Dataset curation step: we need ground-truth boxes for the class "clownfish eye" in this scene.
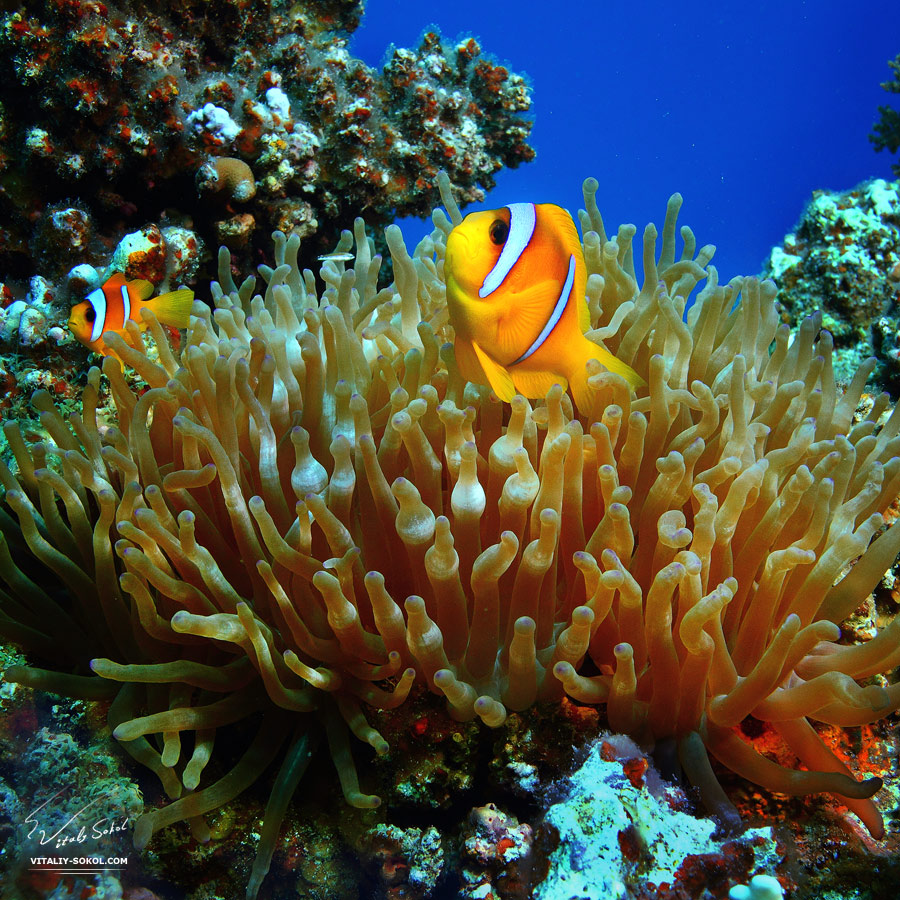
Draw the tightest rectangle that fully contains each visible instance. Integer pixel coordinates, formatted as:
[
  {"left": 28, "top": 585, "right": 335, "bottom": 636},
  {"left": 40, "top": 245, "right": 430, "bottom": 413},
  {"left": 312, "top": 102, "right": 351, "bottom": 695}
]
[
  {"left": 84, "top": 307, "right": 96, "bottom": 323},
  {"left": 489, "top": 218, "right": 509, "bottom": 246}
]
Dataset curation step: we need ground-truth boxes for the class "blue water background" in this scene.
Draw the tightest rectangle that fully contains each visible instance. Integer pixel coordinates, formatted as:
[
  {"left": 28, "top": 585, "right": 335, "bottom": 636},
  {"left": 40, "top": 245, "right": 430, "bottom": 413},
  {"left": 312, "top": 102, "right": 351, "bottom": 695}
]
[{"left": 353, "top": 0, "right": 900, "bottom": 284}]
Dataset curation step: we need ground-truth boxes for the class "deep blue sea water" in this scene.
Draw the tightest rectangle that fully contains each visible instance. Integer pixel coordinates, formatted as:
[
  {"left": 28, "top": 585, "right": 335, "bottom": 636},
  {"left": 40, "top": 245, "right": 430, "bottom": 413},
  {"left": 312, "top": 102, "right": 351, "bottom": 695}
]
[{"left": 353, "top": 0, "right": 900, "bottom": 283}]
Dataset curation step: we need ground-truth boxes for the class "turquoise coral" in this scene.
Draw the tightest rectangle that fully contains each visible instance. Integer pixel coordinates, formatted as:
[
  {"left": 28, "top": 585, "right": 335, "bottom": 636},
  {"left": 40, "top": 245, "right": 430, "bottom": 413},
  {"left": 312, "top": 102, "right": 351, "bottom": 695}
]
[{"left": 536, "top": 736, "right": 779, "bottom": 900}]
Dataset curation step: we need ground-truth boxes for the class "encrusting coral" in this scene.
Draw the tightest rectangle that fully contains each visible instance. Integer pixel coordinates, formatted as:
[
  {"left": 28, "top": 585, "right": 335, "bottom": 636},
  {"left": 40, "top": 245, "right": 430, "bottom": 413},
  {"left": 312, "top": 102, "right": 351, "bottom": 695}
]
[
  {"left": 0, "top": 0, "right": 533, "bottom": 280},
  {"left": 2, "top": 175, "right": 900, "bottom": 895},
  {"left": 763, "top": 179, "right": 900, "bottom": 393},
  {"left": 871, "top": 47, "right": 900, "bottom": 176}
]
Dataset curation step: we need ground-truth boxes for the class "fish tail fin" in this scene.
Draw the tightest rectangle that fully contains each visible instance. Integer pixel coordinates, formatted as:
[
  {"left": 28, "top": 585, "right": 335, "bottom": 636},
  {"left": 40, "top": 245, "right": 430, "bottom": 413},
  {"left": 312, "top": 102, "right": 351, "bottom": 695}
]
[
  {"left": 568, "top": 340, "right": 644, "bottom": 415},
  {"left": 592, "top": 344, "right": 645, "bottom": 389},
  {"left": 146, "top": 288, "right": 194, "bottom": 329}
]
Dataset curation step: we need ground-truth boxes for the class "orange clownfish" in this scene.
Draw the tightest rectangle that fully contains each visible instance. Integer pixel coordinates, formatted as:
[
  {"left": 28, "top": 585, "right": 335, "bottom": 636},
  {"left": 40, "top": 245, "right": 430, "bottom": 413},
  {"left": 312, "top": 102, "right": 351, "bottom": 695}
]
[
  {"left": 444, "top": 202, "right": 643, "bottom": 413},
  {"left": 67, "top": 273, "right": 194, "bottom": 356}
]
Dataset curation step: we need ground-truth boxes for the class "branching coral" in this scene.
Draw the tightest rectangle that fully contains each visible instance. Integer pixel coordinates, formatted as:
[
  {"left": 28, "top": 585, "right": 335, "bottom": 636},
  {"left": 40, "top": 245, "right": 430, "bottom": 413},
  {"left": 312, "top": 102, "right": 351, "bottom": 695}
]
[{"left": 2, "top": 177, "right": 900, "bottom": 895}]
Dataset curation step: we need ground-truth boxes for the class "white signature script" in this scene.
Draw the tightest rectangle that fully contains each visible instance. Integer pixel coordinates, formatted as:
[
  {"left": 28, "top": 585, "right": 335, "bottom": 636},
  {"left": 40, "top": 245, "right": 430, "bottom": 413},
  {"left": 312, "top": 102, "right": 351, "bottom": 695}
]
[{"left": 24, "top": 788, "right": 132, "bottom": 849}]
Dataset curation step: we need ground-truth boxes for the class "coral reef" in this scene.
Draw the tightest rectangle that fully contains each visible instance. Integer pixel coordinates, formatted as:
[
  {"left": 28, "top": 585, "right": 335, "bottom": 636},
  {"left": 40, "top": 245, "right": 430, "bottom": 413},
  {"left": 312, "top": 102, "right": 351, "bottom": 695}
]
[
  {"left": 459, "top": 803, "right": 534, "bottom": 900},
  {"left": 0, "top": 0, "right": 534, "bottom": 282},
  {"left": 534, "top": 736, "right": 780, "bottom": 900},
  {"left": 369, "top": 695, "right": 481, "bottom": 808},
  {"left": 0, "top": 223, "right": 203, "bottom": 471},
  {"left": 0, "top": 272, "right": 85, "bottom": 461},
  {"left": 0, "top": 675, "right": 163, "bottom": 899},
  {"left": 871, "top": 50, "right": 900, "bottom": 177},
  {"left": 361, "top": 823, "right": 443, "bottom": 899},
  {"left": 2, "top": 178, "right": 900, "bottom": 899},
  {"left": 762, "top": 179, "right": 900, "bottom": 393},
  {"left": 107, "top": 224, "right": 202, "bottom": 293}
]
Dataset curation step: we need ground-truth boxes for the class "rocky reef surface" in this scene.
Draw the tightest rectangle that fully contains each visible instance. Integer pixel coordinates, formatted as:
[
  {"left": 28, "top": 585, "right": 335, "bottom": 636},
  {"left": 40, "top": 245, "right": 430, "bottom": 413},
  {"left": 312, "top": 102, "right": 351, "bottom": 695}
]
[
  {"left": 762, "top": 179, "right": 900, "bottom": 395},
  {"left": 2, "top": 680, "right": 896, "bottom": 898}
]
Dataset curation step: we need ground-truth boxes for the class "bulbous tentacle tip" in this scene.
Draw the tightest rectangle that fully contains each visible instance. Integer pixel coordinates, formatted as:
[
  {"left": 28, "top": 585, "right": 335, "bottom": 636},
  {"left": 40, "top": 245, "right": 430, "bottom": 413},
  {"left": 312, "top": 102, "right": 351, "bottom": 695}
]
[
  {"left": 553, "top": 660, "right": 574, "bottom": 679},
  {"left": 859, "top": 776, "right": 884, "bottom": 798},
  {"left": 712, "top": 800, "right": 745, "bottom": 839},
  {"left": 348, "top": 791, "right": 381, "bottom": 810}
]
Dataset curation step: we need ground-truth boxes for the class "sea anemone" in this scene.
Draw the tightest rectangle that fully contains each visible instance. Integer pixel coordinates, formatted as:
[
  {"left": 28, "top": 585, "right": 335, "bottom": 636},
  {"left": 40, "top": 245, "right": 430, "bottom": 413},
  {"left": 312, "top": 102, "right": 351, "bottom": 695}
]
[{"left": 2, "top": 176, "right": 899, "bottom": 895}]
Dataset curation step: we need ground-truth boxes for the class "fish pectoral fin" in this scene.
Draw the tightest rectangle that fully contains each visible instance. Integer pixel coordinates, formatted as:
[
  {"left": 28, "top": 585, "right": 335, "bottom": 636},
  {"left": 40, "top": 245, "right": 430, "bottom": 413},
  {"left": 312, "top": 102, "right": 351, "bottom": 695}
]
[
  {"left": 471, "top": 341, "right": 516, "bottom": 402},
  {"left": 97, "top": 332, "right": 129, "bottom": 363},
  {"left": 145, "top": 289, "right": 194, "bottom": 330},
  {"left": 500, "top": 279, "right": 567, "bottom": 349},
  {"left": 510, "top": 368, "right": 567, "bottom": 400},
  {"left": 130, "top": 279, "right": 156, "bottom": 301},
  {"left": 453, "top": 338, "right": 489, "bottom": 385}
]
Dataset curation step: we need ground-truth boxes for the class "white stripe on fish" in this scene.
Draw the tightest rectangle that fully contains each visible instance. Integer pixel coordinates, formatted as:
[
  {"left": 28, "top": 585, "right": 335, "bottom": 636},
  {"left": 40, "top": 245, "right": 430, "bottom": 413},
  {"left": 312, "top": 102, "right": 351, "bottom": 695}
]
[
  {"left": 120, "top": 284, "right": 131, "bottom": 323},
  {"left": 87, "top": 287, "right": 106, "bottom": 342},
  {"left": 511, "top": 254, "right": 577, "bottom": 365},
  {"left": 479, "top": 202, "right": 536, "bottom": 298}
]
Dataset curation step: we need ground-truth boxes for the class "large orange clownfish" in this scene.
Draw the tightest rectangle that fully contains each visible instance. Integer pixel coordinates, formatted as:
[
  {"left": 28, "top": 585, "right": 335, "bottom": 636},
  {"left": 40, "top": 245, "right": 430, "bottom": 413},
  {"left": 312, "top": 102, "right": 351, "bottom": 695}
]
[
  {"left": 444, "top": 202, "right": 643, "bottom": 413},
  {"left": 68, "top": 273, "right": 194, "bottom": 357}
]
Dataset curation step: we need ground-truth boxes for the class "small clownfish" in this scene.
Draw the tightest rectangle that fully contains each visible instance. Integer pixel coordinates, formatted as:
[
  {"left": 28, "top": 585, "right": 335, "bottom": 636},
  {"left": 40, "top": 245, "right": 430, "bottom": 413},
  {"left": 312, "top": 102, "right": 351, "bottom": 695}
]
[
  {"left": 444, "top": 203, "right": 643, "bottom": 413},
  {"left": 67, "top": 273, "right": 194, "bottom": 357}
]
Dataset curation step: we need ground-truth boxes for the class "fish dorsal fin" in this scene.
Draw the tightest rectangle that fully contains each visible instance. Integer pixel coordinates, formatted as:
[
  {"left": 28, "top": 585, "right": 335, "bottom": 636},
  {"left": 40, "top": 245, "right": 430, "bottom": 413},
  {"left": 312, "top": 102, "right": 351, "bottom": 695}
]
[
  {"left": 130, "top": 279, "right": 155, "bottom": 301},
  {"left": 534, "top": 204, "right": 590, "bottom": 333},
  {"left": 577, "top": 288, "right": 590, "bottom": 333},
  {"left": 145, "top": 288, "right": 194, "bottom": 329},
  {"left": 510, "top": 368, "right": 567, "bottom": 400},
  {"left": 471, "top": 341, "right": 516, "bottom": 402}
]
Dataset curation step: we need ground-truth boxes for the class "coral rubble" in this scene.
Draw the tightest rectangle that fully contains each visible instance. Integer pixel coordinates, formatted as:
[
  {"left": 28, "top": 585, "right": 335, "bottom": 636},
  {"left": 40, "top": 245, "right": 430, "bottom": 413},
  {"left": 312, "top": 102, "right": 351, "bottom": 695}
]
[
  {"left": 1, "top": 179, "right": 900, "bottom": 898},
  {"left": 0, "top": 0, "right": 534, "bottom": 281},
  {"left": 762, "top": 179, "right": 900, "bottom": 392},
  {"left": 459, "top": 803, "right": 534, "bottom": 899}
]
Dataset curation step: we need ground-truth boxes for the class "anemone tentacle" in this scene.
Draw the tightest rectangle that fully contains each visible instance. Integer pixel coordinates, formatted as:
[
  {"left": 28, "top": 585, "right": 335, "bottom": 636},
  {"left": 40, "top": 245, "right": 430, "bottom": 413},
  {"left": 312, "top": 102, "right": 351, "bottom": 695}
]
[{"left": 2, "top": 177, "right": 899, "bottom": 897}]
